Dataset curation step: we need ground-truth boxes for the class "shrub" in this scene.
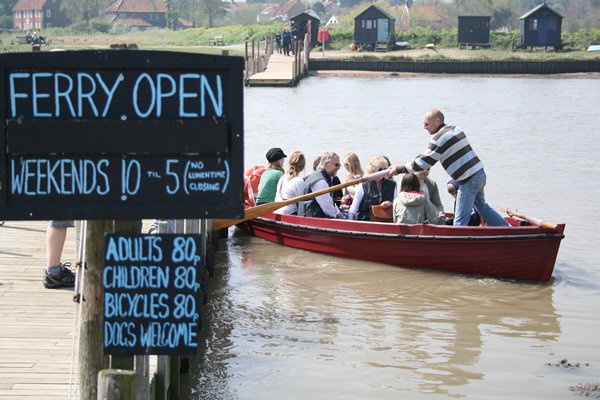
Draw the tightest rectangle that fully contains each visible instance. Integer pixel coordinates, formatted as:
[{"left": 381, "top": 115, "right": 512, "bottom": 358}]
[
  {"left": 89, "top": 18, "right": 111, "bottom": 33},
  {"left": 0, "top": 16, "right": 12, "bottom": 30}
]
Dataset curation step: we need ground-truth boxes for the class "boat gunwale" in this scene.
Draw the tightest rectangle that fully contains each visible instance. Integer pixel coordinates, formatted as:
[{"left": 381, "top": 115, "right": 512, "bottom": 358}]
[{"left": 252, "top": 216, "right": 565, "bottom": 242}]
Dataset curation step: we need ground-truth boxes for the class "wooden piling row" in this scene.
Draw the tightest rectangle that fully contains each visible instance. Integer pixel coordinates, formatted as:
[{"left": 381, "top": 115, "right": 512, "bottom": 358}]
[{"left": 309, "top": 59, "right": 600, "bottom": 74}]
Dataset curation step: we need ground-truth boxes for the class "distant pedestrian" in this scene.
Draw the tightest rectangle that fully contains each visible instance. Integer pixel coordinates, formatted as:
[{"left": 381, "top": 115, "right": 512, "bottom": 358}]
[
  {"left": 275, "top": 32, "right": 282, "bottom": 54},
  {"left": 282, "top": 29, "right": 291, "bottom": 56}
]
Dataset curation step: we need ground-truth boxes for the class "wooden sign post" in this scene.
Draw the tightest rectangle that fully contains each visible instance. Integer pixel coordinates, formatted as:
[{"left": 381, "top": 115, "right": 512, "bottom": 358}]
[{"left": 0, "top": 50, "right": 245, "bottom": 398}]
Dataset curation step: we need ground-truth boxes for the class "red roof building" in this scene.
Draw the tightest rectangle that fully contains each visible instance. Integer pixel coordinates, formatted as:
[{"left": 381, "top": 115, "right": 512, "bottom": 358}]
[
  {"left": 12, "top": 0, "right": 69, "bottom": 30},
  {"left": 103, "top": 0, "right": 168, "bottom": 31}
]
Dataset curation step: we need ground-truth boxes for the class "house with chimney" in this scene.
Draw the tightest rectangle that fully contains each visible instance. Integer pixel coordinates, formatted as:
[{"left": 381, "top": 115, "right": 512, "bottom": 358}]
[
  {"left": 103, "top": 0, "right": 167, "bottom": 31},
  {"left": 12, "top": 0, "right": 69, "bottom": 30}
]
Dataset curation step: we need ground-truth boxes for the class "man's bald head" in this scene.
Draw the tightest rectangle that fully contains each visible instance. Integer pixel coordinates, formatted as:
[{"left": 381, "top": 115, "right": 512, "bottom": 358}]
[{"left": 423, "top": 108, "right": 445, "bottom": 134}]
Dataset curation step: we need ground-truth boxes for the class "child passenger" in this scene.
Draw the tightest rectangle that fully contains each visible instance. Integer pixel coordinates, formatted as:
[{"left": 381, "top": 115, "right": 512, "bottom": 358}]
[{"left": 393, "top": 173, "right": 446, "bottom": 225}]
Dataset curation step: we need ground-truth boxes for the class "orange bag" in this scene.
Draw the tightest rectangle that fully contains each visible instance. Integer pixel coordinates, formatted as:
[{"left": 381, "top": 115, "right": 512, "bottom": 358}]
[
  {"left": 243, "top": 165, "right": 266, "bottom": 207},
  {"left": 370, "top": 204, "right": 393, "bottom": 223}
]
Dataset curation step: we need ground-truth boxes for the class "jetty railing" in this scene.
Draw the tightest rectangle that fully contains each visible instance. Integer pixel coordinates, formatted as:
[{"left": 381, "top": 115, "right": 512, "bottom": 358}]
[{"left": 244, "top": 35, "right": 274, "bottom": 83}]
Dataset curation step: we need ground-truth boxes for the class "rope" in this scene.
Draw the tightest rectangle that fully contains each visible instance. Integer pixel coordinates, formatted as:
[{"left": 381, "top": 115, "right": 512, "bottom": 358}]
[{"left": 69, "top": 220, "right": 87, "bottom": 400}]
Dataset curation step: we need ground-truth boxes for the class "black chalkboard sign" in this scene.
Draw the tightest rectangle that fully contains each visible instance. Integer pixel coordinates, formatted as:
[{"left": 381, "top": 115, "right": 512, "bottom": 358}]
[
  {"left": 103, "top": 234, "right": 202, "bottom": 355},
  {"left": 0, "top": 50, "right": 244, "bottom": 220}
]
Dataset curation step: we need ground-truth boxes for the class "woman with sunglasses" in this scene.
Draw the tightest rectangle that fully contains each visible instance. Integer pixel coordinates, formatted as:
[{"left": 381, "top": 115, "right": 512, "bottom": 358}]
[
  {"left": 341, "top": 153, "right": 364, "bottom": 208},
  {"left": 348, "top": 156, "right": 397, "bottom": 221},
  {"left": 298, "top": 152, "right": 344, "bottom": 219}
]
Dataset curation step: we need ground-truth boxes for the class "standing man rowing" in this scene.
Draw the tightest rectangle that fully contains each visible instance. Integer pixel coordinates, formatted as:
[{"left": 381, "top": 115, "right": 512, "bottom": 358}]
[{"left": 390, "top": 108, "right": 508, "bottom": 226}]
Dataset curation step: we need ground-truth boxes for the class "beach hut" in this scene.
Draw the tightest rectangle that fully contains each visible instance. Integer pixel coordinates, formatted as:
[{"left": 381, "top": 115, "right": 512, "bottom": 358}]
[
  {"left": 290, "top": 10, "right": 321, "bottom": 45},
  {"left": 457, "top": 16, "right": 491, "bottom": 48},
  {"left": 354, "top": 5, "right": 395, "bottom": 51},
  {"left": 518, "top": 2, "right": 563, "bottom": 50}
]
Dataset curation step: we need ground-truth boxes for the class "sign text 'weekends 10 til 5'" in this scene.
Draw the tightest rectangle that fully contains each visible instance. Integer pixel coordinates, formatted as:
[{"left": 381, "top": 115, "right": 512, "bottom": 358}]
[{"left": 0, "top": 50, "right": 244, "bottom": 220}]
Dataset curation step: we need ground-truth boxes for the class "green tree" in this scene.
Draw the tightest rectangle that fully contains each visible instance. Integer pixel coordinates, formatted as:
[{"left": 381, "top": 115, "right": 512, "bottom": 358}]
[
  {"left": 198, "top": 0, "right": 228, "bottom": 27},
  {"left": 0, "top": 0, "right": 17, "bottom": 17},
  {"left": 61, "top": 0, "right": 103, "bottom": 23},
  {"left": 311, "top": 1, "right": 326, "bottom": 16}
]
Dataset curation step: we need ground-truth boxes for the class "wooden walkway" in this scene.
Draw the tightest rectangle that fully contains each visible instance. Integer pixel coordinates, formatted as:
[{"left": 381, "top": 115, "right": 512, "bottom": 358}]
[
  {"left": 0, "top": 220, "right": 157, "bottom": 399},
  {"left": 247, "top": 52, "right": 296, "bottom": 87},
  {"left": 0, "top": 220, "right": 78, "bottom": 399}
]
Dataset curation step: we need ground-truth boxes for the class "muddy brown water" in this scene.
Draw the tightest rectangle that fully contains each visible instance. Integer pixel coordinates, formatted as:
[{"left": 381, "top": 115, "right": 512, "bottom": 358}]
[{"left": 181, "top": 74, "right": 600, "bottom": 399}]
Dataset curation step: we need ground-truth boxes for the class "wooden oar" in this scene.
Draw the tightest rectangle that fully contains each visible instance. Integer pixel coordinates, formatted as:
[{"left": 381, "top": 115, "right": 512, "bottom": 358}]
[
  {"left": 496, "top": 207, "right": 558, "bottom": 230},
  {"left": 212, "top": 169, "right": 390, "bottom": 231}
]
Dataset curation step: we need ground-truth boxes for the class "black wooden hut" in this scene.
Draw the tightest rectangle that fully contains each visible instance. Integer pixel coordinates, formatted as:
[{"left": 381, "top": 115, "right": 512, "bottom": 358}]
[
  {"left": 290, "top": 10, "right": 320, "bottom": 45},
  {"left": 354, "top": 5, "right": 395, "bottom": 49},
  {"left": 457, "top": 16, "right": 491, "bottom": 48},
  {"left": 518, "top": 2, "right": 563, "bottom": 49}
]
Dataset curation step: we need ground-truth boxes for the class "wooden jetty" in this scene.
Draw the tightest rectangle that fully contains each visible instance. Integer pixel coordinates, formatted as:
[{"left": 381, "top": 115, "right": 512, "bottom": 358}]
[
  {"left": 0, "top": 220, "right": 78, "bottom": 399},
  {"left": 0, "top": 220, "right": 162, "bottom": 399},
  {"left": 246, "top": 35, "right": 310, "bottom": 87},
  {"left": 247, "top": 52, "right": 298, "bottom": 87}
]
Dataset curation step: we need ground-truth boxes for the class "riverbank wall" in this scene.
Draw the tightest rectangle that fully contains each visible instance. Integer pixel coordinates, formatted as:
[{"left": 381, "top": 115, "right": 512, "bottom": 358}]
[{"left": 309, "top": 59, "right": 600, "bottom": 74}]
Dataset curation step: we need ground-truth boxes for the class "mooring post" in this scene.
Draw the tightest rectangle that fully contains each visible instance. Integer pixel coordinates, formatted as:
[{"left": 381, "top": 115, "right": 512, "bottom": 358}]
[
  {"left": 97, "top": 369, "right": 136, "bottom": 400},
  {"left": 79, "top": 220, "right": 113, "bottom": 399}
]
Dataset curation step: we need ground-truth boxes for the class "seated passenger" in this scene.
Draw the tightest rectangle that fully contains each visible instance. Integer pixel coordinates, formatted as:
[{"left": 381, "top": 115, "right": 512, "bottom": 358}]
[
  {"left": 298, "top": 152, "right": 344, "bottom": 219},
  {"left": 342, "top": 152, "right": 364, "bottom": 206},
  {"left": 414, "top": 168, "right": 444, "bottom": 216},
  {"left": 256, "top": 147, "right": 287, "bottom": 205},
  {"left": 447, "top": 179, "right": 481, "bottom": 226},
  {"left": 348, "top": 156, "right": 396, "bottom": 221},
  {"left": 393, "top": 173, "right": 446, "bottom": 225},
  {"left": 312, "top": 155, "right": 342, "bottom": 207},
  {"left": 274, "top": 151, "right": 306, "bottom": 215}
]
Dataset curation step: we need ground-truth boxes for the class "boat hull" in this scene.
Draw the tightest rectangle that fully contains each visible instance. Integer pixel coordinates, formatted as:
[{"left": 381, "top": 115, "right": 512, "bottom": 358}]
[{"left": 240, "top": 213, "right": 565, "bottom": 282}]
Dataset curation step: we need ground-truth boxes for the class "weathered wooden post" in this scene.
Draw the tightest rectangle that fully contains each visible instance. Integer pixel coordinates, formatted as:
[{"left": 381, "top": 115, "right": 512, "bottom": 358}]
[
  {"left": 97, "top": 369, "right": 136, "bottom": 400},
  {"left": 80, "top": 220, "right": 113, "bottom": 399}
]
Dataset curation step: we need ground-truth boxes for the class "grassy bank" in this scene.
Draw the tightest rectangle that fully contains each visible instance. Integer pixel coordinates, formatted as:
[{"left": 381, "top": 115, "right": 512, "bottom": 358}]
[{"left": 1, "top": 27, "right": 599, "bottom": 62}]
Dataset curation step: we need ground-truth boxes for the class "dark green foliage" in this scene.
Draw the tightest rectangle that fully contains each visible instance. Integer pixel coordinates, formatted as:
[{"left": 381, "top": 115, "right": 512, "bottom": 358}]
[
  {"left": 311, "top": 2, "right": 325, "bottom": 15},
  {"left": 0, "top": 16, "right": 12, "bottom": 30},
  {"left": 562, "top": 29, "right": 600, "bottom": 50},
  {"left": 0, "top": 0, "right": 17, "bottom": 16}
]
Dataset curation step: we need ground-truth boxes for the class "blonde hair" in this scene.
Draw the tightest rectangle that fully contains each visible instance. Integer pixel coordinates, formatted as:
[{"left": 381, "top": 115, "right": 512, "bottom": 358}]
[
  {"left": 286, "top": 151, "right": 305, "bottom": 179},
  {"left": 343, "top": 153, "right": 364, "bottom": 180},
  {"left": 365, "top": 155, "right": 390, "bottom": 174}
]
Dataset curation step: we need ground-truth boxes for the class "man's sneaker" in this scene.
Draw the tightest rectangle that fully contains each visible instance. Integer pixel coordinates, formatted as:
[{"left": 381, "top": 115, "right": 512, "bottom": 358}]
[{"left": 43, "top": 262, "right": 76, "bottom": 289}]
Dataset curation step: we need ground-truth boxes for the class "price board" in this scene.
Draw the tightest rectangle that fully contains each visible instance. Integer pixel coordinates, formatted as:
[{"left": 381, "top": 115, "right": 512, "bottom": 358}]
[
  {"left": 0, "top": 50, "right": 244, "bottom": 220},
  {"left": 103, "top": 234, "right": 202, "bottom": 355}
]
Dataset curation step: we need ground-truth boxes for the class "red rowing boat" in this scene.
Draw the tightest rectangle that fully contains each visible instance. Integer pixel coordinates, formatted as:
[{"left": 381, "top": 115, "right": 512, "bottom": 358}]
[{"left": 240, "top": 213, "right": 565, "bottom": 282}]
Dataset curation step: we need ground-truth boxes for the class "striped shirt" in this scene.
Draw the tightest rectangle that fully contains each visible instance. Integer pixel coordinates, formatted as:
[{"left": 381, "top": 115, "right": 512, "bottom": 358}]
[{"left": 405, "top": 125, "right": 483, "bottom": 183}]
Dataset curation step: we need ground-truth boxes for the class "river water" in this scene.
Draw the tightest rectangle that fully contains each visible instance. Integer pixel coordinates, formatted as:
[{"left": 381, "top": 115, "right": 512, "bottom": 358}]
[{"left": 182, "top": 73, "right": 600, "bottom": 399}]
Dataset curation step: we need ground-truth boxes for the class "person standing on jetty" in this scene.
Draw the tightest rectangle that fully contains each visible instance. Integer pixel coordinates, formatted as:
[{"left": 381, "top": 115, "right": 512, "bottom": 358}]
[
  {"left": 43, "top": 220, "right": 76, "bottom": 289},
  {"left": 390, "top": 108, "right": 508, "bottom": 226}
]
